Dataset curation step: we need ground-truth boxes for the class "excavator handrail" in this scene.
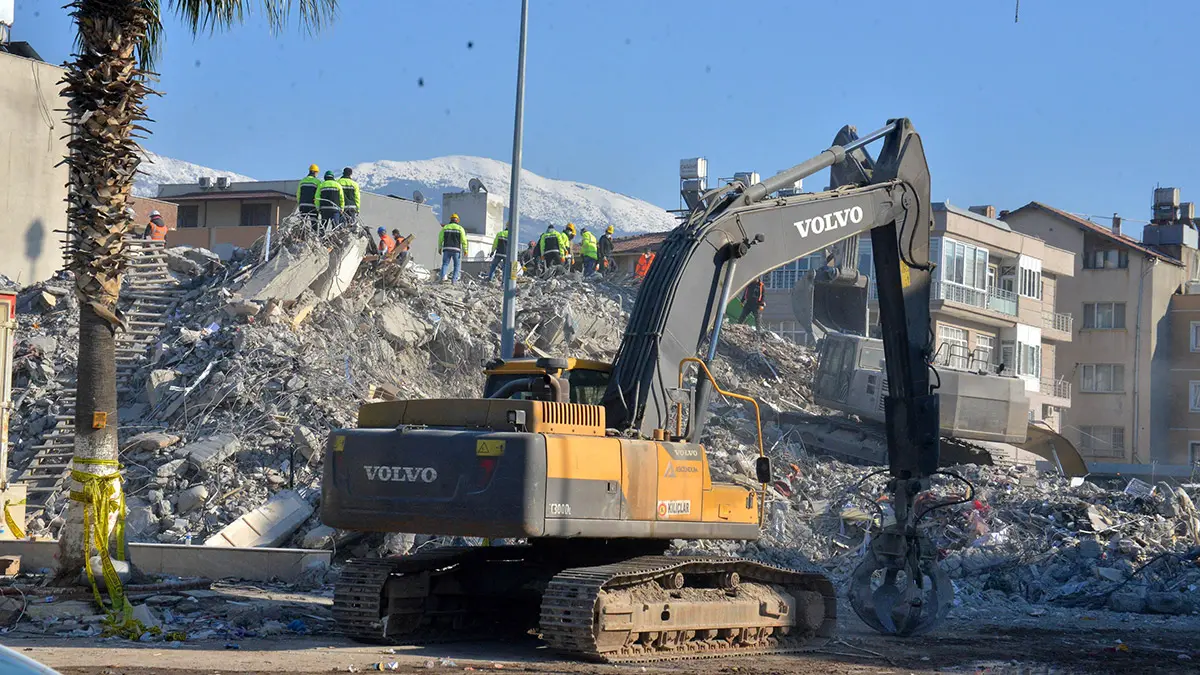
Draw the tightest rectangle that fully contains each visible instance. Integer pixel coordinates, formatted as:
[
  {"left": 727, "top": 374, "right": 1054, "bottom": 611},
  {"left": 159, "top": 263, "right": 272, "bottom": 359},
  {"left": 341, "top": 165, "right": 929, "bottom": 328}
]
[{"left": 677, "top": 357, "right": 767, "bottom": 520}]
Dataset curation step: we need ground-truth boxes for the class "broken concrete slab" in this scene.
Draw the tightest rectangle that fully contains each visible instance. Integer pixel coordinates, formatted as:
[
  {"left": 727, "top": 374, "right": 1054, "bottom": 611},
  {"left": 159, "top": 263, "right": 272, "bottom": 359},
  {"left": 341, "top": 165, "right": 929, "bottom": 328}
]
[
  {"left": 125, "top": 431, "right": 180, "bottom": 452},
  {"left": 178, "top": 485, "right": 210, "bottom": 514},
  {"left": 24, "top": 600, "right": 95, "bottom": 622},
  {"left": 205, "top": 490, "right": 313, "bottom": 548},
  {"left": 224, "top": 299, "right": 261, "bottom": 318},
  {"left": 237, "top": 243, "right": 330, "bottom": 303},
  {"left": 309, "top": 235, "right": 368, "bottom": 302},
  {"left": 378, "top": 304, "right": 429, "bottom": 348},
  {"left": 165, "top": 249, "right": 203, "bottom": 276},
  {"left": 181, "top": 433, "right": 241, "bottom": 470},
  {"left": 293, "top": 425, "right": 322, "bottom": 464},
  {"left": 174, "top": 245, "right": 221, "bottom": 267},
  {"left": 146, "top": 369, "right": 178, "bottom": 408}
]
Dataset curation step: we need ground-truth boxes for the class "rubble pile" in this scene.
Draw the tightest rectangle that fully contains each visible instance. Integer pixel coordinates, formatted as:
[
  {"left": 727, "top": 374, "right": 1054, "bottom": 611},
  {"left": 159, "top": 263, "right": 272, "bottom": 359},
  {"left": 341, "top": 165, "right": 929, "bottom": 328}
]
[{"left": 9, "top": 224, "right": 632, "bottom": 547}]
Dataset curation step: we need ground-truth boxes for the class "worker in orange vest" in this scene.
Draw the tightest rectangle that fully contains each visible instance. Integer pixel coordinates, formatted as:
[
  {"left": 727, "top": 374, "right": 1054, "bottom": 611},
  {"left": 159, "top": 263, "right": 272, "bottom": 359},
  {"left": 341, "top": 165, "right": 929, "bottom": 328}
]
[
  {"left": 377, "top": 227, "right": 395, "bottom": 258},
  {"left": 634, "top": 251, "right": 655, "bottom": 279},
  {"left": 143, "top": 210, "right": 168, "bottom": 241},
  {"left": 738, "top": 276, "right": 767, "bottom": 331}
]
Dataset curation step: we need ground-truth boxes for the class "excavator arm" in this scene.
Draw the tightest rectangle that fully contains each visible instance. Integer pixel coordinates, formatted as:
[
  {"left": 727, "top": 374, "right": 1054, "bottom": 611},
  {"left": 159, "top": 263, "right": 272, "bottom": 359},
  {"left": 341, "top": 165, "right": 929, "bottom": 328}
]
[{"left": 602, "top": 118, "right": 950, "bottom": 635}]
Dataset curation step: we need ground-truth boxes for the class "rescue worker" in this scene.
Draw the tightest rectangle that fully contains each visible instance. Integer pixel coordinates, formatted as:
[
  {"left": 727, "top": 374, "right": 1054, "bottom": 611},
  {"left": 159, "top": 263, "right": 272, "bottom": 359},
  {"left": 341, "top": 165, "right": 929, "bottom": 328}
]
[
  {"left": 297, "top": 164, "right": 321, "bottom": 220},
  {"left": 579, "top": 226, "right": 599, "bottom": 276},
  {"left": 539, "top": 224, "right": 564, "bottom": 269},
  {"left": 597, "top": 225, "right": 615, "bottom": 273},
  {"left": 486, "top": 225, "right": 510, "bottom": 283},
  {"left": 338, "top": 167, "right": 361, "bottom": 220},
  {"left": 519, "top": 240, "right": 538, "bottom": 272},
  {"left": 142, "top": 210, "right": 168, "bottom": 241},
  {"left": 563, "top": 222, "right": 577, "bottom": 269},
  {"left": 391, "top": 230, "right": 411, "bottom": 266},
  {"left": 438, "top": 213, "right": 468, "bottom": 283},
  {"left": 377, "top": 227, "right": 394, "bottom": 257},
  {"left": 738, "top": 276, "right": 766, "bottom": 331},
  {"left": 634, "top": 250, "right": 655, "bottom": 279},
  {"left": 318, "top": 171, "right": 345, "bottom": 224}
]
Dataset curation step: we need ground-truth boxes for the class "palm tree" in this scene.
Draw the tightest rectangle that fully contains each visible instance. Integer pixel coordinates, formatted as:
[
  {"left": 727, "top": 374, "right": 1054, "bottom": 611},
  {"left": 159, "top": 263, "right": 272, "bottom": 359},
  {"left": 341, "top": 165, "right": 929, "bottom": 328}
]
[{"left": 58, "top": 0, "right": 337, "bottom": 586}]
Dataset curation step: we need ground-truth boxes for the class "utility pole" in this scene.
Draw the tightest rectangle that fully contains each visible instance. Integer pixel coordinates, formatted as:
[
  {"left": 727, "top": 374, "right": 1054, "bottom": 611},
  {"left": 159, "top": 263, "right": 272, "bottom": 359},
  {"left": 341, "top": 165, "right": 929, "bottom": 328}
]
[{"left": 499, "top": 0, "right": 529, "bottom": 359}]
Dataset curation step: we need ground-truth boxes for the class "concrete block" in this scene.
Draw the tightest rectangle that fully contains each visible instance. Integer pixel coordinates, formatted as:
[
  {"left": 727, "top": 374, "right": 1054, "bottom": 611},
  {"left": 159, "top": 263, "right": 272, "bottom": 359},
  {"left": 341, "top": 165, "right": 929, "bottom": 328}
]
[
  {"left": 238, "top": 244, "right": 330, "bottom": 303},
  {"left": 205, "top": 490, "right": 313, "bottom": 548},
  {"left": 310, "top": 235, "right": 368, "bottom": 302},
  {"left": 165, "top": 250, "right": 202, "bottom": 276},
  {"left": 125, "top": 432, "right": 180, "bottom": 452},
  {"left": 379, "top": 304, "right": 429, "bottom": 348},
  {"left": 146, "top": 369, "right": 178, "bottom": 407},
  {"left": 177, "top": 485, "right": 209, "bottom": 514},
  {"left": 0, "top": 539, "right": 331, "bottom": 583},
  {"left": 182, "top": 433, "right": 241, "bottom": 470},
  {"left": 292, "top": 425, "right": 322, "bottom": 464},
  {"left": 299, "top": 524, "right": 336, "bottom": 549}
]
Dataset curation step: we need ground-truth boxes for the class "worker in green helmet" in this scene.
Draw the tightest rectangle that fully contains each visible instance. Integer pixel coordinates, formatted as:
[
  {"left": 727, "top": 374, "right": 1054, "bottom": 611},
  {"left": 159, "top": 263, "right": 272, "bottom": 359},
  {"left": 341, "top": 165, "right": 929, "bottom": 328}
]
[{"left": 317, "top": 171, "right": 345, "bottom": 224}]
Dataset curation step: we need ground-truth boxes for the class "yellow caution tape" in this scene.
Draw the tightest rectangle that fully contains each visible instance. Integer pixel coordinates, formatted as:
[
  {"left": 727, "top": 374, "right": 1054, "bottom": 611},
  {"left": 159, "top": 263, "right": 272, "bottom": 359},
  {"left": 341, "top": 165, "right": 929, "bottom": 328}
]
[
  {"left": 3, "top": 498, "right": 25, "bottom": 539},
  {"left": 68, "top": 457, "right": 132, "bottom": 625}
]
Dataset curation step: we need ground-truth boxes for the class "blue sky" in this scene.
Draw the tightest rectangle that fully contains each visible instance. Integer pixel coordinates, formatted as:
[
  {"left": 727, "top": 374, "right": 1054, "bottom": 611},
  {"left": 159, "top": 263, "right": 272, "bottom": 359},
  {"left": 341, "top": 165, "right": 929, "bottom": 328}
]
[{"left": 11, "top": 0, "right": 1198, "bottom": 226}]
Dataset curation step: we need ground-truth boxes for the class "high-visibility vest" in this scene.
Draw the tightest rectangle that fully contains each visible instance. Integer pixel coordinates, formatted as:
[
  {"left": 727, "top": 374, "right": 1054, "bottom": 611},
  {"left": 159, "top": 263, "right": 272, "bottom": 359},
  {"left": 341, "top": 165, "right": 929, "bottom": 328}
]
[
  {"left": 580, "top": 231, "right": 598, "bottom": 259},
  {"left": 148, "top": 218, "right": 168, "bottom": 241},
  {"left": 297, "top": 175, "right": 321, "bottom": 212},
  {"left": 338, "top": 177, "right": 361, "bottom": 211},
  {"left": 493, "top": 230, "right": 509, "bottom": 256},
  {"left": 379, "top": 233, "right": 395, "bottom": 255},
  {"left": 540, "top": 231, "right": 562, "bottom": 256},
  {"left": 635, "top": 253, "right": 655, "bottom": 277},
  {"left": 318, "top": 179, "right": 345, "bottom": 211},
  {"left": 439, "top": 223, "right": 467, "bottom": 253}
]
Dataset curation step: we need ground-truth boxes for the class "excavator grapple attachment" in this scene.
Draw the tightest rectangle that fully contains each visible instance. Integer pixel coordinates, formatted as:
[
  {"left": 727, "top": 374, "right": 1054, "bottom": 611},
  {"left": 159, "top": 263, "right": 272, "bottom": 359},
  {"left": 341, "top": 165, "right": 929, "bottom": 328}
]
[{"left": 848, "top": 529, "right": 951, "bottom": 635}]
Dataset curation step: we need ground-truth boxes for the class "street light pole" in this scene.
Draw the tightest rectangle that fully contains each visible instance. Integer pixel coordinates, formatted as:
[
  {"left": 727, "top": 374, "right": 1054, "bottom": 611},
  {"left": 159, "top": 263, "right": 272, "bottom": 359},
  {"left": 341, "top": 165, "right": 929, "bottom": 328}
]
[{"left": 499, "top": 0, "right": 529, "bottom": 359}]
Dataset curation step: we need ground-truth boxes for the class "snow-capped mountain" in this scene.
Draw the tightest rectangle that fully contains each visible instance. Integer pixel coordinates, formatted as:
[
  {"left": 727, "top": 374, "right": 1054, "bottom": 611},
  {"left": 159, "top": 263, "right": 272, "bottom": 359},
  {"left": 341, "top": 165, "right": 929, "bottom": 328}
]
[
  {"left": 352, "top": 156, "right": 678, "bottom": 235},
  {"left": 133, "top": 151, "right": 254, "bottom": 198},
  {"left": 133, "top": 152, "right": 678, "bottom": 235}
]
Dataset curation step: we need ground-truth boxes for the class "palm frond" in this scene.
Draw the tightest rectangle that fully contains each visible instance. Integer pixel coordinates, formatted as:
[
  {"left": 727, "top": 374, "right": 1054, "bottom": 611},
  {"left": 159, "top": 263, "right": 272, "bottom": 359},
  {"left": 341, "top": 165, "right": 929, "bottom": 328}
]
[{"left": 168, "top": 0, "right": 338, "bottom": 36}]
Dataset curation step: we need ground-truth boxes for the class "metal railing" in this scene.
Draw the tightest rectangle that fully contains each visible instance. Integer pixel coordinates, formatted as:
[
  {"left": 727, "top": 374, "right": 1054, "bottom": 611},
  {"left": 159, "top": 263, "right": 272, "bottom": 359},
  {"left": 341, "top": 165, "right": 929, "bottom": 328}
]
[
  {"left": 1040, "top": 377, "right": 1072, "bottom": 399},
  {"left": 1043, "top": 310, "right": 1074, "bottom": 334},
  {"left": 930, "top": 281, "right": 1018, "bottom": 316}
]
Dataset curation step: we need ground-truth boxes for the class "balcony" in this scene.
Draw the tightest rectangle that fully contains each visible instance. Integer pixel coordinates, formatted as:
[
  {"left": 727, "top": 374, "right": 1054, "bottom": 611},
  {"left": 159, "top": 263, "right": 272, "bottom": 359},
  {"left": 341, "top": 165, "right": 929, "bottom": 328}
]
[
  {"left": 1042, "top": 310, "right": 1074, "bottom": 336},
  {"left": 1040, "top": 377, "right": 1072, "bottom": 402},
  {"left": 930, "top": 281, "right": 1018, "bottom": 317}
]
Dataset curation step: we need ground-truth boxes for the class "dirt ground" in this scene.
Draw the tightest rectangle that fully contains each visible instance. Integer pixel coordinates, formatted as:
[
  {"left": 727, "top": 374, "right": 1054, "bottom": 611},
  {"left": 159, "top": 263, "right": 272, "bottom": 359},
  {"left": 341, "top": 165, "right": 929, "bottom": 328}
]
[{"left": 9, "top": 603, "right": 1200, "bottom": 675}]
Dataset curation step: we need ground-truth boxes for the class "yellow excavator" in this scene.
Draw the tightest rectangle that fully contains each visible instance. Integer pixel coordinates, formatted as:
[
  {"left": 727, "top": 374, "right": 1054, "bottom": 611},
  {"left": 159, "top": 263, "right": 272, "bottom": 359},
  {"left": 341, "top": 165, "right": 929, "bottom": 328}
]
[{"left": 322, "top": 119, "right": 950, "bottom": 661}]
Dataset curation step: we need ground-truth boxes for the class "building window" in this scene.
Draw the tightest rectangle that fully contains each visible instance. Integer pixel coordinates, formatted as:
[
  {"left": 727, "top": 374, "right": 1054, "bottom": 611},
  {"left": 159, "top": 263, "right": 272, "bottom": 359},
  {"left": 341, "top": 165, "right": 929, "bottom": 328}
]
[
  {"left": 1019, "top": 267, "right": 1043, "bottom": 299},
  {"left": 1080, "top": 364, "right": 1124, "bottom": 393},
  {"left": 937, "top": 237, "right": 988, "bottom": 290},
  {"left": 1191, "top": 382, "right": 1200, "bottom": 413},
  {"left": 240, "top": 203, "right": 272, "bottom": 227},
  {"left": 765, "top": 254, "right": 824, "bottom": 291},
  {"left": 937, "top": 325, "right": 969, "bottom": 370},
  {"left": 763, "top": 320, "right": 807, "bottom": 344},
  {"left": 1190, "top": 441, "right": 1200, "bottom": 465},
  {"left": 1000, "top": 340, "right": 1015, "bottom": 373},
  {"left": 1191, "top": 322, "right": 1200, "bottom": 352},
  {"left": 1082, "top": 302, "right": 1126, "bottom": 329},
  {"left": 178, "top": 205, "right": 199, "bottom": 228},
  {"left": 974, "top": 334, "right": 995, "bottom": 370},
  {"left": 1017, "top": 342, "right": 1041, "bottom": 378},
  {"left": 1083, "top": 248, "right": 1129, "bottom": 269},
  {"left": 1078, "top": 425, "right": 1125, "bottom": 458}
]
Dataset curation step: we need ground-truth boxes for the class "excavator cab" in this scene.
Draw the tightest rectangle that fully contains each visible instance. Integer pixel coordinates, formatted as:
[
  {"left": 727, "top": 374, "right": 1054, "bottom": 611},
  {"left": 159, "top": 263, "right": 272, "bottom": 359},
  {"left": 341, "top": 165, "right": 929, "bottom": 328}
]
[{"left": 482, "top": 357, "right": 612, "bottom": 405}]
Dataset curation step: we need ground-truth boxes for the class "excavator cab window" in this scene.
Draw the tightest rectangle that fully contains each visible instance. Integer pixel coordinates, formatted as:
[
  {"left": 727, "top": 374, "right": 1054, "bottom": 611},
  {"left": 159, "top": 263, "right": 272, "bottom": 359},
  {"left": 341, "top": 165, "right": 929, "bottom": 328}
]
[{"left": 483, "top": 367, "right": 610, "bottom": 405}]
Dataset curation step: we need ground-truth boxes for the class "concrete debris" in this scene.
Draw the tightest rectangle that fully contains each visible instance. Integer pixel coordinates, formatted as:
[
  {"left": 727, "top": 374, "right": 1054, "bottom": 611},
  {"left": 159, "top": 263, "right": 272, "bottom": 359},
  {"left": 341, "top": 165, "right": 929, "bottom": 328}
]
[
  {"left": 237, "top": 241, "right": 330, "bottom": 303},
  {"left": 180, "top": 434, "right": 242, "bottom": 470},
  {"left": 205, "top": 490, "right": 313, "bottom": 548}
]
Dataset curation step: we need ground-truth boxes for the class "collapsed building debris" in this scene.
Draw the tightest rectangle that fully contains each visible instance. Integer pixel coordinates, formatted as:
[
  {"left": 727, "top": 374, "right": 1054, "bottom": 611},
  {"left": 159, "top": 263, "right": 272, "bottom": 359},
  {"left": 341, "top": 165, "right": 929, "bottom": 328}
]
[{"left": 3, "top": 219, "right": 1198, "bottom": 645}]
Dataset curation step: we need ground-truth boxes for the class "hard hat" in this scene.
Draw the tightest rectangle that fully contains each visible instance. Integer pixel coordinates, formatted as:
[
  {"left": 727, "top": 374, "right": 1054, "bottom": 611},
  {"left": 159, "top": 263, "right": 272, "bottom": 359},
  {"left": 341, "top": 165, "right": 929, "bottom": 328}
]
[
  {"left": 606, "top": 225, "right": 614, "bottom": 234},
  {"left": 377, "top": 227, "right": 386, "bottom": 234},
  {"left": 309, "top": 164, "right": 319, "bottom": 173},
  {"left": 324, "top": 171, "right": 335, "bottom": 180},
  {"left": 566, "top": 222, "right": 576, "bottom": 231},
  {"left": 150, "top": 210, "right": 160, "bottom": 217},
  {"left": 450, "top": 213, "right": 460, "bottom": 222}
]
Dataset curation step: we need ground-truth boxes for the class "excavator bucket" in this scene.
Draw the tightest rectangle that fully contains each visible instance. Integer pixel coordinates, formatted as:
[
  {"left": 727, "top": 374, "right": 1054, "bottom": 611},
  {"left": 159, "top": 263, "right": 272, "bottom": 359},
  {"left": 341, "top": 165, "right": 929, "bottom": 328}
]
[{"left": 792, "top": 269, "right": 870, "bottom": 343}]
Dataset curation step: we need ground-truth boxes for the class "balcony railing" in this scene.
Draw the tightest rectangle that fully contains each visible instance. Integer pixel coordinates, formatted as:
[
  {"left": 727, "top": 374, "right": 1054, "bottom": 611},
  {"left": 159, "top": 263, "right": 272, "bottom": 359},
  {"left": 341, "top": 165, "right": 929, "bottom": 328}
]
[
  {"left": 930, "top": 281, "right": 1017, "bottom": 316},
  {"left": 1043, "top": 310, "right": 1074, "bottom": 334},
  {"left": 1040, "top": 377, "right": 1072, "bottom": 399}
]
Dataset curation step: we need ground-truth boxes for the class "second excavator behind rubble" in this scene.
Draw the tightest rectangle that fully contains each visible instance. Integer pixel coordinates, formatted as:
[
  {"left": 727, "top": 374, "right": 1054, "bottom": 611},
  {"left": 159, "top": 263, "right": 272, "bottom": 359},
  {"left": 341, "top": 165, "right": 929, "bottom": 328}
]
[{"left": 321, "top": 118, "right": 953, "bottom": 661}]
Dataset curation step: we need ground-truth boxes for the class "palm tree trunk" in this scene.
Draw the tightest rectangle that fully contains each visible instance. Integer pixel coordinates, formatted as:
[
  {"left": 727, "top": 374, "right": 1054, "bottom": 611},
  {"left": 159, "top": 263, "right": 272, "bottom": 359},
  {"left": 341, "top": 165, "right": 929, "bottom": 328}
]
[{"left": 56, "top": 0, "right": 155, "bottom": 580}]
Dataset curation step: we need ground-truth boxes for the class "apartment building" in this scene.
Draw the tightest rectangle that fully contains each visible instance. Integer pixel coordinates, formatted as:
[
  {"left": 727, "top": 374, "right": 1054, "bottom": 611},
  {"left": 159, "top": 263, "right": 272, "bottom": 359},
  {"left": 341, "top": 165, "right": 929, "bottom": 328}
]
[
  {"left": 859, "top": 202, "right": 1076, "bottom": 431},
  {"left": 1002, "top": 199, "right": 1200, "bottom": 466}
]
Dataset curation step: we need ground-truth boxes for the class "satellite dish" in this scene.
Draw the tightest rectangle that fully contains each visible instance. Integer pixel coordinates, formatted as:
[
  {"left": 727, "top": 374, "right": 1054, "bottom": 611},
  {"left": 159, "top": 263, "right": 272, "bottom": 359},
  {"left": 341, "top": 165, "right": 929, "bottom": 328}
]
[
  {"left": 412, "top": 190, "right": 425, "bottom": 204},
  {"left": 468, "top": 178, "right": 487, "bottom": 194}
]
